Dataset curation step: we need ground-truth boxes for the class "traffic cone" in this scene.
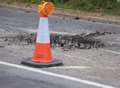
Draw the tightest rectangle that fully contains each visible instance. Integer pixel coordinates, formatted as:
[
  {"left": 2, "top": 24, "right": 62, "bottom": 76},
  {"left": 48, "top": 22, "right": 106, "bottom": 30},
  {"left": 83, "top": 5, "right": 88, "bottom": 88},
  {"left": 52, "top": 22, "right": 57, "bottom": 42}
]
[
  {"left": 21, "top": 1, "right": 63, "bottom": 68},
  {"left": 32, "top": 17, "right": 52, "bottom": 63}
]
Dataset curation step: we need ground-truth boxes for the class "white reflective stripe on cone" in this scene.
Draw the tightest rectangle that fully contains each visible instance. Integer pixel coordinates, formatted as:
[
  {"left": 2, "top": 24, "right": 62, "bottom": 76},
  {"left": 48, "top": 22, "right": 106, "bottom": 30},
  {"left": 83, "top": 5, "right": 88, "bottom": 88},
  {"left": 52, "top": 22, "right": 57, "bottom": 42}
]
[{"left": 36, "top": 17, "right": 50, "bottom": 43}]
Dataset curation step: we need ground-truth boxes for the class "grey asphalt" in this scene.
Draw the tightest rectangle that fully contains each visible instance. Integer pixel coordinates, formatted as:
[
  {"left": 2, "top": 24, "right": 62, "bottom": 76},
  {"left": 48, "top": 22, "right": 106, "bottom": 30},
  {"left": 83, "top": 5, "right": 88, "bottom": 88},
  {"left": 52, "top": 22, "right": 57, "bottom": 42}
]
[
  {"left": 0, "top": 6, "right": 120, "bottom": 88},
  {"left": 0, "top": 6, "right": 120, "bottom": 34},
  {"left": 0, "top": 64, "right": 99, "bottom": 88}
]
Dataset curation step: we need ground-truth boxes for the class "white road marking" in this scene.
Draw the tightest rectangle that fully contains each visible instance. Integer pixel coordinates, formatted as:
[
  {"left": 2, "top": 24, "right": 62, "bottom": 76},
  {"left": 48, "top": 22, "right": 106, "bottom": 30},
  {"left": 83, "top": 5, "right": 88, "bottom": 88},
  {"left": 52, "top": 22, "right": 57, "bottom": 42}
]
[
  {"left": 102, "top": 49, "right": 120, "bottom": 55},
  {"left": 50, "top": 66, "right": 91, "bottom": 69},
  {"left": 0, "top": 61, "right": 115, "bottom": 88}
]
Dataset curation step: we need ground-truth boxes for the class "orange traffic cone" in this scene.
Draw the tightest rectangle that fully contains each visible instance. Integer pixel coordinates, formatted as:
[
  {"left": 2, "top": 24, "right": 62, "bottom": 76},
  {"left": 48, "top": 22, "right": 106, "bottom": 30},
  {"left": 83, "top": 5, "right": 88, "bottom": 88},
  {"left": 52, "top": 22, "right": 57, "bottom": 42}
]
[
  {"left": 32, "top": 17, "right": 52, "bottom": 63},
  {"left": 21, "top": 1, "right": 63, "bottom": 68}
]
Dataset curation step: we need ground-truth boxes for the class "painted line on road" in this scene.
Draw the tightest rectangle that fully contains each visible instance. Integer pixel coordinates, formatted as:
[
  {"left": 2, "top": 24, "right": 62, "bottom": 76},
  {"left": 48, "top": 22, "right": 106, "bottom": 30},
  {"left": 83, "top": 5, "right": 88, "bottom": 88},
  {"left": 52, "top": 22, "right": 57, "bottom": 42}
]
[
  {"left": 50, "top": 66, "right": 91, "bottom": 69},
  {"left": 102, "top": 49, "right": 120, "bottom": 55},
  {"left": 0, "top": 61, "right": 115, "bottom": 88}
]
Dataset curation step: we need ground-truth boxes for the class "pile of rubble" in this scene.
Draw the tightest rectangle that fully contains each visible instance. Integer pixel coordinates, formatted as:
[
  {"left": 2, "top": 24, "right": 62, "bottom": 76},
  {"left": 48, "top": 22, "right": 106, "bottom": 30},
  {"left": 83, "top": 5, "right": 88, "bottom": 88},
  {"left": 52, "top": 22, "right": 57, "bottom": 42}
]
[
  {"left": 50, "top": 33, "right": 105, "bottom": 49},
  {"left": 0, "top": 31, "right": 115, "bottom": 49}
]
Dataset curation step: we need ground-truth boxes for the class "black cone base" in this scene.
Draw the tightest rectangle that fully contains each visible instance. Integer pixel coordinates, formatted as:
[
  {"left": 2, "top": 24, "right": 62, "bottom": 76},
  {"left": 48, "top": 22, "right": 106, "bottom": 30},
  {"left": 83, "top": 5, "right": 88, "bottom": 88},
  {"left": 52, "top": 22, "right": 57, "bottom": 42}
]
[{"left": 21, "top": 58, "right": 63, "bottom": 68}]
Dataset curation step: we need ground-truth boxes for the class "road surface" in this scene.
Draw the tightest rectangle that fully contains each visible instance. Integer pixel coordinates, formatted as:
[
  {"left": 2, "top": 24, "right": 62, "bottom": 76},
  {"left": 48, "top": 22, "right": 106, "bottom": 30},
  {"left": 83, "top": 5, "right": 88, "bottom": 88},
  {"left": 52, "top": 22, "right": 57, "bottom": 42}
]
[
  {"left": 0, "top": 6, "right": 120, "bottom": 88},
  {"left": 0, "top": 6, "right": 120, "bottom": 33},
  {"left": 1, "top": 62, "right": 102, "bottom": 88}
]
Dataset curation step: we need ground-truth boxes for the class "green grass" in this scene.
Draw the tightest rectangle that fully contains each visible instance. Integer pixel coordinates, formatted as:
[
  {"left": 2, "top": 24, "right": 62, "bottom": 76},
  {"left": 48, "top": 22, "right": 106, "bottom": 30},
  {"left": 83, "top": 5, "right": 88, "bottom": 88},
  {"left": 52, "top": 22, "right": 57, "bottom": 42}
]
[
  {"left": 54, "top": 0, "right": 120, "bottom": 16},
  {"left": 1, "top": 0, "right": 120, "bottom": 16}
]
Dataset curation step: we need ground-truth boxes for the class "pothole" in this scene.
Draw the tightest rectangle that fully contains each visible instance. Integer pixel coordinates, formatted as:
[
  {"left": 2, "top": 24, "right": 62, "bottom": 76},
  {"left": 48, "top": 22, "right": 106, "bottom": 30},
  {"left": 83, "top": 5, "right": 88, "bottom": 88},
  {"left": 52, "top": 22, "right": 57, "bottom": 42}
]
[{"left": 0, "top": 31, "right": 116, "bottom": 49}]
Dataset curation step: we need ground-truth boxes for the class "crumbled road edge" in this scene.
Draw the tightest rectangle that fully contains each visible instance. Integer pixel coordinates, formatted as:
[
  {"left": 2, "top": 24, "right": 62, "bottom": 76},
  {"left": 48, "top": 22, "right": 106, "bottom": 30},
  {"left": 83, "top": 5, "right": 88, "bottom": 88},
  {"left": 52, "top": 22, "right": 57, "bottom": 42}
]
[{"left": 0, "top": 31, "right": 115, "bottom": 49}]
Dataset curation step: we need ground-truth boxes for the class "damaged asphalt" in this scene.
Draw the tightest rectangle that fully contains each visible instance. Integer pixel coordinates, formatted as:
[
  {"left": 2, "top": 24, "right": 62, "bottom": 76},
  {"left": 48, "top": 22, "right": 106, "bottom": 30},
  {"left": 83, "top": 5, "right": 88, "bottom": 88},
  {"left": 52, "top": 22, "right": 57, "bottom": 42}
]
[{"left": 0, "top": 6, "right": 120, "bottom": 88}]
